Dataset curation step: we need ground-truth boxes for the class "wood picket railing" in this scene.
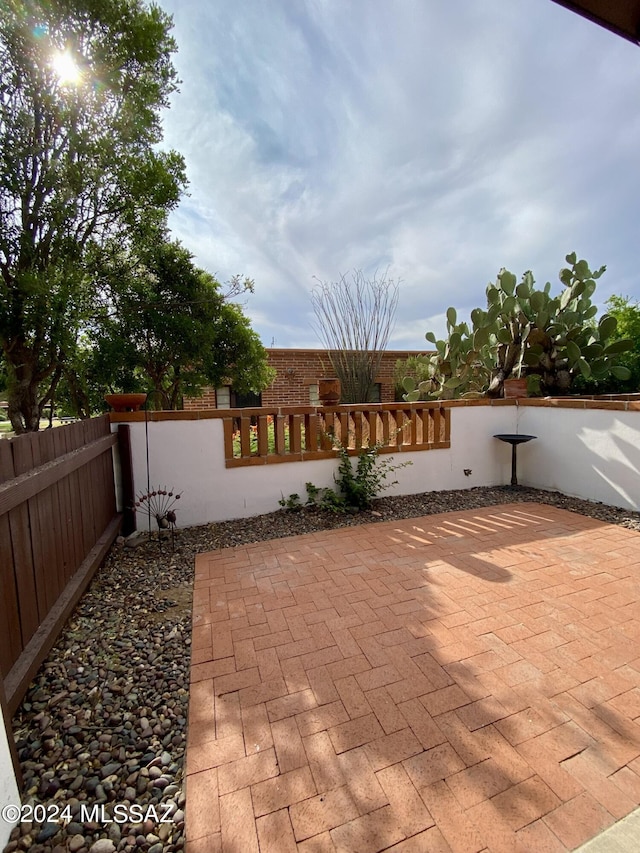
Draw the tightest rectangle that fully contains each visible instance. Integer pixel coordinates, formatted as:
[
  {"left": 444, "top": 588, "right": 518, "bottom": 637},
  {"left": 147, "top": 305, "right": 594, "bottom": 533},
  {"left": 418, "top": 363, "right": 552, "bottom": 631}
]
[{"left": 222, "top": 402, "right": 451, "bottom": 467}]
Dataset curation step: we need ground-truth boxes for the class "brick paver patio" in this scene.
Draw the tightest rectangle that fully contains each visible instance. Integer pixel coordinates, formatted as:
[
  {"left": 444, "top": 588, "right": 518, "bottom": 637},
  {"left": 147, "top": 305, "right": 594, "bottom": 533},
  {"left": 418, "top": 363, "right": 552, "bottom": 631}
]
[{"left": 184, "top": 503, "right": 640, "bottom": 852}]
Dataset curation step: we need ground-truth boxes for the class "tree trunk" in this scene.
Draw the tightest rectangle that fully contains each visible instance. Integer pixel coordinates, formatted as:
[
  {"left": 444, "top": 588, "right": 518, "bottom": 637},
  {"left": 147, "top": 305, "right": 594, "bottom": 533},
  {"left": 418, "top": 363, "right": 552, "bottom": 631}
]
[
  {"left": 3, "top": 340, "right": 57, "bottom": 433},
  {"left": 7, "top": 381, "right": 42, "bottom": 433}
]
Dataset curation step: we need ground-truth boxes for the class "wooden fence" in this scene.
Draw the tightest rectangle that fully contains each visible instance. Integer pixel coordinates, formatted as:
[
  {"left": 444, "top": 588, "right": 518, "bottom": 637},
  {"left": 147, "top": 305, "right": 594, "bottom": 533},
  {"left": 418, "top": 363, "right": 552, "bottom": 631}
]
[
  {"left": 223, "top": 403, "right": 451, "bottom": 467},
  {"left": 0, "top": 416, "right": 120, "bottom": 713}
]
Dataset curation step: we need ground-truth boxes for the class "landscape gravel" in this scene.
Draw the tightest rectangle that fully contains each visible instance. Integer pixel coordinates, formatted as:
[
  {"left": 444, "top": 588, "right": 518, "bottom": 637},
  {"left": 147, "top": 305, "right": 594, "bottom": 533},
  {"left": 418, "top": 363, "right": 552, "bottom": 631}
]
[{"left": 4, "top": 485, "right": 640, "bottom": 853}]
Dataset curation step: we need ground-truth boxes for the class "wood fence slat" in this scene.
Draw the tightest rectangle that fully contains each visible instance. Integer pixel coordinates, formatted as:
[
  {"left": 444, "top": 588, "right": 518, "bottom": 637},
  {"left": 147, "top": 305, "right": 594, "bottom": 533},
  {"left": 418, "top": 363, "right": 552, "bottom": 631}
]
[
  {"left": 223, "top": 418, "right": 235, "bottom": 460},
  {"left": 0, "top": 440, "right": 38, "bottom": 648},
  {"left": 61, "top": 425, "right": 84, "bottom": 581},
  {"left": 0, "top": 444, "right": 21, "bottom": 676},
  {"left": 0, "top": 433, "right": 116, "bottom": 516},
  {"left": 4, "top": 514, "right": 121, "bottom": 715},
  {"left": 432, "top": 407, "right": 440, "bottom": 445},
  {"left": 52, "top": 427, "right": 78, "bottom": 583},
  {"left": 304, "top": 413, "right": 317, "bottom": 452},
  {"left": 29, "top": 432, "right": 59, "bottom": 616},
  {"left": 11, "top": 436, "right": 49, "bottom": 627},
  {"left": 39, "top": 429, "right": 65, "bottom": 608},
  {"left": 321, "top": 412, "right": 335, "bottom": 451},
  {"left": 443, "top": 407, "right": 451, "bottom": 443},
  {"left": 1, "top": 418, "right": 119, "bottom": 702},
  {"left": 274, "top": 414, "right": 286, "bottom": 455},
  {"left": 290, "top": 415, "right": 302, "bottom": 454},
  {"left": 240, "top": 416, "right": 251, "bottom": 457}
]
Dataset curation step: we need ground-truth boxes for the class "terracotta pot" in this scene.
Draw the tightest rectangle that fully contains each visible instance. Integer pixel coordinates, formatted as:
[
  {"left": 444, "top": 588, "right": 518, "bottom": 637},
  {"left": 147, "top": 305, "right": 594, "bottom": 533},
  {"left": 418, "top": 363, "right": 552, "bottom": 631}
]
[
  {"left": 502, "top": 378, "right": 528, "bottom": 399},
  {"left": 318, "top": 378, "right": 341, "bottom": 406},
  {"left": 104, "top": 393, "right": 148, "bottom": 412}
]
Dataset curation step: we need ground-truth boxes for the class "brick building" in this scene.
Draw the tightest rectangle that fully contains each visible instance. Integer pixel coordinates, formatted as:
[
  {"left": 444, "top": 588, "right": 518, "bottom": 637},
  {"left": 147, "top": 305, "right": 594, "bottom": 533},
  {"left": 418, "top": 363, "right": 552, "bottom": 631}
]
[{"left": 183, "top": 348, "right": 426, "bottom": 409}]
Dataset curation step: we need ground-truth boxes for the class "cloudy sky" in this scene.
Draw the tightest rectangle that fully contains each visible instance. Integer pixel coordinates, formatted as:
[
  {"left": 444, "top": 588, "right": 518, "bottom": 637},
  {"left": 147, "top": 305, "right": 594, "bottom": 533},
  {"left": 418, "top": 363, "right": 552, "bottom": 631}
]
[{"left": 155, "top": 0, "right": 640, "bottom": 349}]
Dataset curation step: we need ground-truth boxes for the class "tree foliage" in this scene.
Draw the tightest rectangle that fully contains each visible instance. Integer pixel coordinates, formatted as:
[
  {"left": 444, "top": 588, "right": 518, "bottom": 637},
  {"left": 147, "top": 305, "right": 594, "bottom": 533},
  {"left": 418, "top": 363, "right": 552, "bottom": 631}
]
[
  {"left": 0, "top": 0, "right": 185, "bottom": 432},
  {"left": 311, "top": 269, "right": 399, "bottom": 403},
  {"left": 598, "top": 295, "right": 640, "bottom": 392},
  {"left": 73, "top": 233, "right": 275, "bottom": 411}
]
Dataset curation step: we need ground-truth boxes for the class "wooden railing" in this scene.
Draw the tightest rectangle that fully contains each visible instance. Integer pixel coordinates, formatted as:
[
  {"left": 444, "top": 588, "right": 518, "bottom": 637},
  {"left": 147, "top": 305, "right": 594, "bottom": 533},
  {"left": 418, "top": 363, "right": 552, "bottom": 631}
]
[{"left": 222, "top": 403, "right": 451, "bottom": 467}]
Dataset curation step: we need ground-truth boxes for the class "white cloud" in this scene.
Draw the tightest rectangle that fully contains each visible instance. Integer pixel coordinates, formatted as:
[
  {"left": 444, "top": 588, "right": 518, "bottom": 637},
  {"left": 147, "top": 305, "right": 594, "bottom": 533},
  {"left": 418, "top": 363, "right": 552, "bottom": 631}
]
[{"left": 157, "top": 0, "right": 640, "bottom": 347}]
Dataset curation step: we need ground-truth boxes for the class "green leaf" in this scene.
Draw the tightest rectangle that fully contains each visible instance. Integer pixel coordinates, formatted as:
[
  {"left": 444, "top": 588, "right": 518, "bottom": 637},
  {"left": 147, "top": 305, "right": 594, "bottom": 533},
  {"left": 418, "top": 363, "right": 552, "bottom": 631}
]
[
  {"left": 535, "top": 311, "right": 549, "bottom": 330},
  {"left": 446, "top": 306, "right": 457, "bottom": 326},
  {"left": 443, "top": 376, "right": 463, "bottom": 389},
  {"left": 530, "top": 291, "right": 547, "bottom": 312},
  {"left": 496, "top": 328, "right": 511, "bottom": 344},
  {"left": 598, "top": 314, "right": 617, "bottom": 340},
  {"left": 470, "top": 308, "right": 484, "bottom": 327},
  {"left": 501, "top": 295, "right": 517, "bottom": 315},
  {"left": 560, "top": 286, "right": 574, "bottom": 310},
  {"left": 566, "top": 340, "right": 582, "bottom": 362},
  {"left": 574, "top": 259, "right": 591, "bottom": 280},
  {"left": 582, "top": 343, "right": 604, "bottom": 359},
  {"left": 565, "top": 252, "right": 577, "bottom": 265},
  {"left": 486, "top": 286, "right": 500, "bottom": 306},
  {"left": 473, "top": 327, "right": 490, "bottom": 349},
  {"left": 402, "top": 377, "right": 416, "bottom": 393},
  {"left": 577, "top": 357, "right": 591, "bottom": 379},
  {"left": 499, "top": 270, "right": 516, "bottom": 296},
  {"left": 604, "top": 338, "right": 634, "bottom": 355},
  {"left": 516, "top": 281, "right": 530, "bottom": 299},
  {"left": 425, "top": 331, "right": 437, "bottom": 344},
  {"left": 487, "top": 304, "right": 501, "bottom": 323},
  {"left": 611, "top": 365, "right": 631, "bottom": 380}
]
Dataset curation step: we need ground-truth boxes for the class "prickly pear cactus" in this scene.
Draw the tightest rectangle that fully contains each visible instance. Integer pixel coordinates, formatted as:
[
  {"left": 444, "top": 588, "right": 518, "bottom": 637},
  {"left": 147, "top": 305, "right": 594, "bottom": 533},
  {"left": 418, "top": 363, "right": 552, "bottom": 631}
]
[{"left": 402, "top": 253, "right": 632, "bottom": 400}]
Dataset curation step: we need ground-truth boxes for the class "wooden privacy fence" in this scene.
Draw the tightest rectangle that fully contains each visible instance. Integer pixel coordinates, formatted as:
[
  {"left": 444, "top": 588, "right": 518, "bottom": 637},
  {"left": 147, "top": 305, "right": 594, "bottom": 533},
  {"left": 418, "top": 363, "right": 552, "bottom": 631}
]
[
  {"left": 224, "top": 402, "right": 451, "bottom": 467},
  {"left": 0, "top": 416, "right": 120, "bottom": 713}
]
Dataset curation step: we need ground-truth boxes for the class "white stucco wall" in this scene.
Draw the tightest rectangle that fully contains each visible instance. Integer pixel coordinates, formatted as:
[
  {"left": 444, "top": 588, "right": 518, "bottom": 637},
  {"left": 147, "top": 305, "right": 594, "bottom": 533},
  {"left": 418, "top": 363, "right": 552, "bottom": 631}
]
[
  {"left": 517, "top": 405, "right": 640, "bottom": 511},
  {"left": 115, "top": 403, "right": 639, "bottom": 529},
  {"left": 117, "top": 406, "right": 519, "bottom": 528},
  {"left": 0, "top": 721, "right": 20, "bottom": 847}
]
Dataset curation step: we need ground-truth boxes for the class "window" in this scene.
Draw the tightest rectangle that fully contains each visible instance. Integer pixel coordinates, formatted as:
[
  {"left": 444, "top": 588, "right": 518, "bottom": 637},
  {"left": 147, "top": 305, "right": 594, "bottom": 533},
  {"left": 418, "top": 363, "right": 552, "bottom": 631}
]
[
  {"left": 231, "top": 390, "right": 262, "bottom": 408},
  {"left": 370, "top": 383, "right": 382, "bottom": 403}
]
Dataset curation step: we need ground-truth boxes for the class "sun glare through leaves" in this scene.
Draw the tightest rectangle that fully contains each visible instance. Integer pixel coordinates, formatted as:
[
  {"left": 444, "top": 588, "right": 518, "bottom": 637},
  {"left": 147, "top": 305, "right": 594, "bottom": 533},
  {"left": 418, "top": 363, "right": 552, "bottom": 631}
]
[{"left": 51, "top": 49, "right": 82, "bottom": 85}]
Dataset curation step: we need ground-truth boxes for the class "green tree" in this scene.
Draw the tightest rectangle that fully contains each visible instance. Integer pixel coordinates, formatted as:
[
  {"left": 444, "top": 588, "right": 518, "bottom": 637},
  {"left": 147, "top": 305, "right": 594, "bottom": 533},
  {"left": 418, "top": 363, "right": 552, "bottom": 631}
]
[
  {"left": 0, "top": 0, "right": 185, "bottom": 432},
  {"left": 601, "top": 295, "right": 640, "bottom": 392},
  {"left": 82, "top": 235, "right": 274, "bottom": 410}
]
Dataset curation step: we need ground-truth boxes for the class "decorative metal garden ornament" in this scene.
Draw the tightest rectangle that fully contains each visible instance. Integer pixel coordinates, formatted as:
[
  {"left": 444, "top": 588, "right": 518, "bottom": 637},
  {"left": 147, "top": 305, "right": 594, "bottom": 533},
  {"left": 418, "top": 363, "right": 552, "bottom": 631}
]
[{"left": 133, "top": 487, "right": 182, "bottom": 549}]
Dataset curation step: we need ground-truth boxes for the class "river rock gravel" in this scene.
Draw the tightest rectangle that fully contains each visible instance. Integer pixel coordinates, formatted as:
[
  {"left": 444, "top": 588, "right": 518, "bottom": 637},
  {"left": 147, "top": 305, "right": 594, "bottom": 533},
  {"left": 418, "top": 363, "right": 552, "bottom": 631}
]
[{"left": 4, "top": 486, "right": 640, "bottom": 853}]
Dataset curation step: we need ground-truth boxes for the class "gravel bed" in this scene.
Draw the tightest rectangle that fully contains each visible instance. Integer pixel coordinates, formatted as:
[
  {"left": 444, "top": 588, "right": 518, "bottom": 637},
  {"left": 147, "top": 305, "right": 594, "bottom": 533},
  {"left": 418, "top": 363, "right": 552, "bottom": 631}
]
[{"left": 4, "top": 486, "right": 640, "bottom": 853}]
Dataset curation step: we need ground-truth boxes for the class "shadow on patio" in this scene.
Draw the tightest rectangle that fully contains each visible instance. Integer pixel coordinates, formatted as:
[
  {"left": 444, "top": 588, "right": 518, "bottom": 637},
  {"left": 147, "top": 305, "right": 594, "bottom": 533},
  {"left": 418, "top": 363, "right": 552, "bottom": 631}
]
[{"left": 183, "top": 503, "right": 640, "bottom": 853}]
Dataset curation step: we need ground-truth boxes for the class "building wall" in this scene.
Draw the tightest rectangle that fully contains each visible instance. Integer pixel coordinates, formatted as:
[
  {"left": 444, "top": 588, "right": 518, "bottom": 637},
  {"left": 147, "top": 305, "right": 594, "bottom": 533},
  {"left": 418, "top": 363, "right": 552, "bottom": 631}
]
[
  {"left": 115, "top": 404, "right": 512, "bottom": 527},
  {"left": 183, "top": 348, "right": 426, "bottom": 409}
]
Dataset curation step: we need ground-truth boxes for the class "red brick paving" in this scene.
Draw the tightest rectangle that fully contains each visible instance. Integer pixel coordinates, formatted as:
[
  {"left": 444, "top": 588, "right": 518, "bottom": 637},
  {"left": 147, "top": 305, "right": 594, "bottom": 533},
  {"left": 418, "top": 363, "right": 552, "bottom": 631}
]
[{"left": 185, "top": 504, "right": 640, "bottom": 852}]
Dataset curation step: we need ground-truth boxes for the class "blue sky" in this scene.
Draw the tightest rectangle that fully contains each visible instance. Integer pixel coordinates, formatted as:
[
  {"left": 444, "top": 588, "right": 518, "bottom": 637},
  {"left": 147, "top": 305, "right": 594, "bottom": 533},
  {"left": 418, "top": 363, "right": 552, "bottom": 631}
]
[{"left": 156, "top": 0, "right": 640, "bottom": 349}]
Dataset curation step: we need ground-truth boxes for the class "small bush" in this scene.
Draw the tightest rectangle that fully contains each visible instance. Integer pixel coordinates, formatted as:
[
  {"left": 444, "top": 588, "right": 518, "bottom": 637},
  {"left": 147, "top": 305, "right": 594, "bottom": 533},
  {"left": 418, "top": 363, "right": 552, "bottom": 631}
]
[{"left": 279, "top": 441, "right": 410, "bottom": 514}]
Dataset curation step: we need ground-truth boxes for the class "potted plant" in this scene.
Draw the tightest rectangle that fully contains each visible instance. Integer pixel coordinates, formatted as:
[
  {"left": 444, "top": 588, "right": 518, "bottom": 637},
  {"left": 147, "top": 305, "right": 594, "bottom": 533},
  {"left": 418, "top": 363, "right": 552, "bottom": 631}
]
[
  {"left": 318, "top": 378, "right": 341, "bottom": 406},
  {"left": 104, "top": 393, "right": 148, "bottom": 412},
  {"left": 502, "top": 372, "right": 528, "bottom": 399}
]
